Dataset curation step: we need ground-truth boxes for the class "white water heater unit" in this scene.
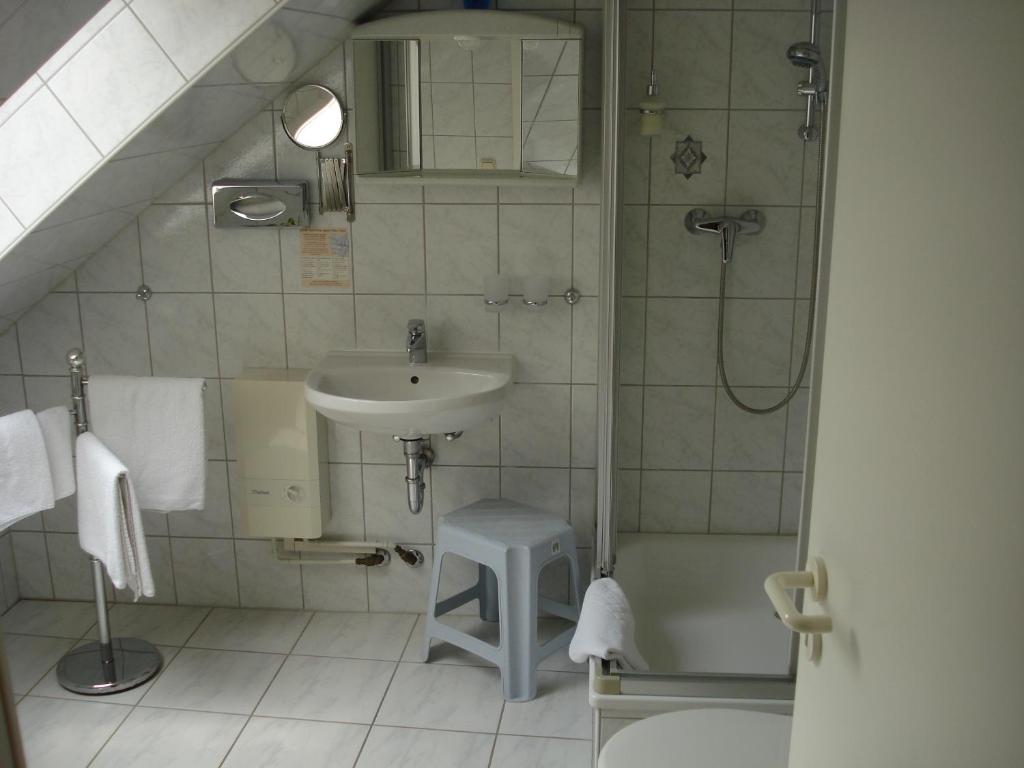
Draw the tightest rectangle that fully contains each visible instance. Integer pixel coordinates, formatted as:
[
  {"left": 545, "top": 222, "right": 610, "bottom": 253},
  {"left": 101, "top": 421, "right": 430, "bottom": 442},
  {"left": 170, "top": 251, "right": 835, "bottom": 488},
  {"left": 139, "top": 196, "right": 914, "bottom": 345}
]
[{"left": 233, "top": 368, "right": 330, "bottom": 538}]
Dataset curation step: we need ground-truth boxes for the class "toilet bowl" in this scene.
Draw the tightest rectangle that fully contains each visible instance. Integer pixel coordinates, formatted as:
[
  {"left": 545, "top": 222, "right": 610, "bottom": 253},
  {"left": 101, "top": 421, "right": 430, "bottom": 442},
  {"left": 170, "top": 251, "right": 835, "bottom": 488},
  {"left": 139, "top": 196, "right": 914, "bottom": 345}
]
[{"left": 599, "top": 708, "right": 791, "bottom": 767}]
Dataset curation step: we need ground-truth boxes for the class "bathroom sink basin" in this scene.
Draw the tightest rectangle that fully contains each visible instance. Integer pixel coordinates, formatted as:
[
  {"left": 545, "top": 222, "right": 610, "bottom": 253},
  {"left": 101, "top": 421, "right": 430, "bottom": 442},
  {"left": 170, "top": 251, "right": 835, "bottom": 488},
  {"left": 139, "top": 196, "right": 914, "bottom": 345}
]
[{"left": 305, "top": 351, "right": 516, "bottom": 437}]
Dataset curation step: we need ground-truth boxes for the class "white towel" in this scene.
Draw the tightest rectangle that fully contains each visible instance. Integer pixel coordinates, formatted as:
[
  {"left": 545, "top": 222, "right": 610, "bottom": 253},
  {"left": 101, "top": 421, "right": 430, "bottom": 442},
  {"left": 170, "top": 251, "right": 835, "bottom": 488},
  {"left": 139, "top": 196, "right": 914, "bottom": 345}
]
[
  {"left": 569, "top": 577, "right": 649, "bottom": 671},
  {"left": 0, "top": 410, "right": 56, "bottom": 528},
  {"left": 87, "top": 375, "right": 206, "bottom": 511},
  {"left": 75, "top": 433, "right": 154, "bottom": 600},
  {"left": 36, "top": 407, "right": 75, "bottom": 501}
]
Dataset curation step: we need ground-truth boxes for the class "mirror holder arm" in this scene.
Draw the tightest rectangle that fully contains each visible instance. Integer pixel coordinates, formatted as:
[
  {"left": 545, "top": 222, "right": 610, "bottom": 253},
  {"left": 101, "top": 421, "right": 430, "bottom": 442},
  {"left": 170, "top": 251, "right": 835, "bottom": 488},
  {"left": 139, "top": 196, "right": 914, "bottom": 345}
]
[
  {"left": 315, "top": 145, "right": 355, "bottom": 222},
  {"left": 343, "top": 144, "right": 355, "bottom": 222}
]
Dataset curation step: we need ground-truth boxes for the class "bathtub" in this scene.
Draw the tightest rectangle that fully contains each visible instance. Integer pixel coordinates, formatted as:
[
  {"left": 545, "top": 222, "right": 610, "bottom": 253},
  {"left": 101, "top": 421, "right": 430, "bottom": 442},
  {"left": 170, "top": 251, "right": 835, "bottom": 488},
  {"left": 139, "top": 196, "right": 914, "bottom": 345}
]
[{"left": 588, "top": 533, "right": 799, "bottom": 756}]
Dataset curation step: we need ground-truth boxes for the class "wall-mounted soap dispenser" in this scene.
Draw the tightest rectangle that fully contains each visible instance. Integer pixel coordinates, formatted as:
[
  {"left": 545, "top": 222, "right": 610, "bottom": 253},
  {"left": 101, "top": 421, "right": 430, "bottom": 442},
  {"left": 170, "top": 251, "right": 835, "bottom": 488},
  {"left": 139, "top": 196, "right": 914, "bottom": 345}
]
[{"left": 233, "top": 368, "right": 330, "bottom": 538}]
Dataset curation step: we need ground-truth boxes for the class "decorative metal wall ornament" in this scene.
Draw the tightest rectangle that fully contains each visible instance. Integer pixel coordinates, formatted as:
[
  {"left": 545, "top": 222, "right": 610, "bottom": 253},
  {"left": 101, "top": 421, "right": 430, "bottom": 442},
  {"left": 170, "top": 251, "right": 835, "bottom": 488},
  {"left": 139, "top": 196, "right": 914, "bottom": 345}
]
[{"left": 671, "top": 135, "right": 707, "bottom": 178}]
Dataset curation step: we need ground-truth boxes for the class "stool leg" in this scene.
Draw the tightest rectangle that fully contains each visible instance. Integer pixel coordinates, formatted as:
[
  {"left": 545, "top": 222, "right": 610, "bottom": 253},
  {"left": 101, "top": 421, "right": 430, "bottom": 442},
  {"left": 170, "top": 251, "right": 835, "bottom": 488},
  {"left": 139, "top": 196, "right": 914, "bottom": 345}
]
[
  {"left": 501, "top": 552, "right": 538, "bottom": 701},
  {"left": 423, "top": 548, "right": 445, "bottom": 662},
  {"left": 569, "top": 536, "right": 585, "bottom": 622},
  {"left": 478, "top": 563, "right": 499, "bottom": 623},
  {"left": 566, "top": 541, "right": 584, "bottom": 620}
]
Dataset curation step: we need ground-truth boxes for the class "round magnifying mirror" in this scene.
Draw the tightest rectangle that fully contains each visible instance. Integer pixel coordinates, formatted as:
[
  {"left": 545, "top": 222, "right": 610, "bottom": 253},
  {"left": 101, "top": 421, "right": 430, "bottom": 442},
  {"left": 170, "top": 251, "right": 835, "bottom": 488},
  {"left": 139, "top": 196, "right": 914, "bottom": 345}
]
[{"left": 281, "top": 84, "right": 344, "bottom": 150}]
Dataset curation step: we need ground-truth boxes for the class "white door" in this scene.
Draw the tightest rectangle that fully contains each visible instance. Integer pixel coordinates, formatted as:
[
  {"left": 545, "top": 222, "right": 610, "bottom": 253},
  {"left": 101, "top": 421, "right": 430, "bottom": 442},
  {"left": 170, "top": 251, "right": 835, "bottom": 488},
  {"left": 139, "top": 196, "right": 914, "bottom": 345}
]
[{"left": 788, "top": 2, "right": 1024, "bottom": 766}]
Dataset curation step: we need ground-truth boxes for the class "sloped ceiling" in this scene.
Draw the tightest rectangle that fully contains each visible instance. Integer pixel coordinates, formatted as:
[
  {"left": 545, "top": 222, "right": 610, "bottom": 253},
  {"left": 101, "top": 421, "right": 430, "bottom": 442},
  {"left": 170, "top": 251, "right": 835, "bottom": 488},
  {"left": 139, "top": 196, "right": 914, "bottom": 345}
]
[
  {"left": 0, "top": 0, "right": 383, "bottom": 332},
  {"left": 0, "top": 0, "right": 109, "bottom": 103}
]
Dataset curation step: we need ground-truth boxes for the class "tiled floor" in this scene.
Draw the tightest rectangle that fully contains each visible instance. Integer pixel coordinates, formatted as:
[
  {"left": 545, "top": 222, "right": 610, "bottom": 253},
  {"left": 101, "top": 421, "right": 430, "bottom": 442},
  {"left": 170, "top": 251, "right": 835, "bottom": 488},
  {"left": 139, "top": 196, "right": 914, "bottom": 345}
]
[{"left": 1, "top": 601, "right": 592, "bottom": 768}]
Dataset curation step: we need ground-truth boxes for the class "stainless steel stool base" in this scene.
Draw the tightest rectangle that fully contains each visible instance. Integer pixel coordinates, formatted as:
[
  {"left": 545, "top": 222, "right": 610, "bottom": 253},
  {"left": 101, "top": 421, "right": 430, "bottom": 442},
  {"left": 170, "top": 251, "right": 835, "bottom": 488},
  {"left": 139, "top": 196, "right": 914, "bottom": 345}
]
[{"left": 56, "top": 638, "right": 162, "bottom": 695}]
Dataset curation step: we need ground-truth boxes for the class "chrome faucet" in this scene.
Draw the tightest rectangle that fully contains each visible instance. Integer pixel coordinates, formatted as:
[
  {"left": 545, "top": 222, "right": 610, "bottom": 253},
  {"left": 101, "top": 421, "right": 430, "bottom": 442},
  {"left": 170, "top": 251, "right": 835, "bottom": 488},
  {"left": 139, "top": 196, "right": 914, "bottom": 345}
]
[{"left": 406, "top": 319, "right": 427, "bottom": 364}]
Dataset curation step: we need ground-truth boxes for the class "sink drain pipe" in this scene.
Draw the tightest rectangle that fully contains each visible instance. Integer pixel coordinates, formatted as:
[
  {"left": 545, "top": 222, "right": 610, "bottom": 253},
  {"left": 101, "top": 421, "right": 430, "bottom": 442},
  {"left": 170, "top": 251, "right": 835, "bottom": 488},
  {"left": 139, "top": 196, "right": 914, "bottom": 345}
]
[{"left": 395, "top": 436, "right": 433, "bottom": 515}]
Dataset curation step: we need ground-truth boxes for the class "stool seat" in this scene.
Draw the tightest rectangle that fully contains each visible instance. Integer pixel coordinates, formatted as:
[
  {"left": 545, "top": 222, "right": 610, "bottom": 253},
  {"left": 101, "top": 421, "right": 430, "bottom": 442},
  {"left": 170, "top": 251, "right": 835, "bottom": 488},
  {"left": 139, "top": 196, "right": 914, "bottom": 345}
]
[
  {"left": 425, "top": 498, "right": 583, "bottom": 702},
  {"left": 442, "top": 498, "right": 575, "bottom": 548}
]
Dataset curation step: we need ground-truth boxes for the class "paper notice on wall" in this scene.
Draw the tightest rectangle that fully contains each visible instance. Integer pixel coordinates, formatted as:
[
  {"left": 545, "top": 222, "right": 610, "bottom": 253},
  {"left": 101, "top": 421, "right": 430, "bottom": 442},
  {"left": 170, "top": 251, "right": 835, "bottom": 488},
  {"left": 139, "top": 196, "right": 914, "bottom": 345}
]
[{"left": 299, "top": 228, "right": 351, "bottom": 288}]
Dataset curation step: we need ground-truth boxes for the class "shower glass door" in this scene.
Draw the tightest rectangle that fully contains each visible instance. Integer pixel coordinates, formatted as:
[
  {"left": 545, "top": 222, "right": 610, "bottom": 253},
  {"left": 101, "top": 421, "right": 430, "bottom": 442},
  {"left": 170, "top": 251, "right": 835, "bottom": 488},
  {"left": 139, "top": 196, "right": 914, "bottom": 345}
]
[{"left": 602, "top": 0, "right": 838, "bottom": 681}]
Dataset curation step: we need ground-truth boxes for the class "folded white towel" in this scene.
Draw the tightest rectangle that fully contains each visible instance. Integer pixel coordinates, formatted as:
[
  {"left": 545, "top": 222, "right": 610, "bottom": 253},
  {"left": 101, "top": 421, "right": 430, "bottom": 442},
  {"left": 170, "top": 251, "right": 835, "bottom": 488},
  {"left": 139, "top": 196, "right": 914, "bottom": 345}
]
[
  {"left": 76, "top": 433, "right": 154, "bottom": 600},
  {"left": 87, "top": 375, "right": 206, "bottom": 511},
  {"left": 0, "top": 409, "right": 56, "bottom": 528},
  {"left": 569, "top": 577, "right": 649, "bottom": 671},
  {"left": 36, "top": 406, "right": 75, "bottom": 501}
]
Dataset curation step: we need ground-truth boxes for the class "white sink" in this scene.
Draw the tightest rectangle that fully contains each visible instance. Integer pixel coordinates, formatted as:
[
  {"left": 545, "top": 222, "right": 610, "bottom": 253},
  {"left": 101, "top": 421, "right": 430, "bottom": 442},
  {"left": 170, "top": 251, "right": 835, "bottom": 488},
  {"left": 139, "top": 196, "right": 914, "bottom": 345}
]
[{"left": 305, "top": 351, "right": 516, "bottom": 438}]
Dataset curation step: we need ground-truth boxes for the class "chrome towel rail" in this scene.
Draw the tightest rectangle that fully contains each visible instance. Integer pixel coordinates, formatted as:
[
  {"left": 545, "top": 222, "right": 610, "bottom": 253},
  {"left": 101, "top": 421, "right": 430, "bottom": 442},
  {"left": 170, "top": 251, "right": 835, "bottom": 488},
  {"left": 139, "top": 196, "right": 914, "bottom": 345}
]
[{"left": 55, "top": 348, "right": 164, "bottom": 695}]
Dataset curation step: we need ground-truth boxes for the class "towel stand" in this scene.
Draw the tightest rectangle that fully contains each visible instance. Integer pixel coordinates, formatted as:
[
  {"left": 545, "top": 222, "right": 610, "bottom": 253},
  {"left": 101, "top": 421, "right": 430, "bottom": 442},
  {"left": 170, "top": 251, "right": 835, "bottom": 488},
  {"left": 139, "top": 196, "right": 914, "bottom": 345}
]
[{"left": 55, "top": 348, "right": 164, "bottom": 695}]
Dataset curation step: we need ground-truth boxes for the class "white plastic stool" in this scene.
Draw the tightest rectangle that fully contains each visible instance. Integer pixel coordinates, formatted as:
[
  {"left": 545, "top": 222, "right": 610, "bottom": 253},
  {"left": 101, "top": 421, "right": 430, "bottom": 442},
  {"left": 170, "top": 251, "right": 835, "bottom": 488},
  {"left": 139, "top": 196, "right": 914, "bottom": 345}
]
[{"left": 424, "top": 498, "right": 583, "bottom": 701}]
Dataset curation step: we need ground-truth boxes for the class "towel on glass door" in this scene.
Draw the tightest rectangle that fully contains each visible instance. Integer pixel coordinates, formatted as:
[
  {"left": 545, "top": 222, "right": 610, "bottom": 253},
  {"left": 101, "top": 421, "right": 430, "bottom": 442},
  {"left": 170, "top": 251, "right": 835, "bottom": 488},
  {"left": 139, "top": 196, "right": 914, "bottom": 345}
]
[
  {"left": 36, "top": 406, "right": 75, "bottom": 500},
  {"left": 87, "top": 375, "right": 206, "bottom": 511},
  {"left": 75, "top": 433, "right": 154, "bottom": 600},
  {"left": 0, "top": 410, "right": 55, "bottom": 527},
  {"left": 568, "top": 577, "right": 649, "bottom": 671}
]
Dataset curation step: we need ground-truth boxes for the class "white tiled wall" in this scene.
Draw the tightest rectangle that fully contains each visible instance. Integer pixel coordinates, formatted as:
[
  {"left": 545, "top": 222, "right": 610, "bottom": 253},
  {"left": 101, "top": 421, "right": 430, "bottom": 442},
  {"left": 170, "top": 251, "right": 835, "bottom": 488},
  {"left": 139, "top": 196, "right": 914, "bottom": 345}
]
[
  {"left": 0, "top": 0, "right": 274, "bottom": 248},
  {"left": 0, "top": 0, "right": 361, "bottom": 332},
  {"left": 615, "top": 2, "right": 832, "bottom": 537},
  {"left": 0, "top": 0, "right": 109, "bottom": 104},
  {"left": 0, "top": 0, "right": 602, "bottom": 612}
]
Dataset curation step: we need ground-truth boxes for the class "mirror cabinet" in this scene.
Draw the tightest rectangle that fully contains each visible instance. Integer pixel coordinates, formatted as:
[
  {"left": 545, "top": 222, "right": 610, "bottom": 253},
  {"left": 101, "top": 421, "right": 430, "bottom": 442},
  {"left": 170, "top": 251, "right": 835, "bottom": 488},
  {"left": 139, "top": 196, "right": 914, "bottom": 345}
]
[{"left": 351, "top": 11, "right": 583, "bottom": 185}]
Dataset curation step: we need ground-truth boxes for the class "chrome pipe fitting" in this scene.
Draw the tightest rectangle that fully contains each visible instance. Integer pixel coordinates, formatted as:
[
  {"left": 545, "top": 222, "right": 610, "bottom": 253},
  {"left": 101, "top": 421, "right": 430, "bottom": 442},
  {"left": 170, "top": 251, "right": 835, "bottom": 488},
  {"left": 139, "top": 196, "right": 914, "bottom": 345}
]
[
  {"left": 394, "top": 544, "right": 425, "bottom": 567},
  {"left": 395, "top": 437, "right": 433, "bottom": 515}
]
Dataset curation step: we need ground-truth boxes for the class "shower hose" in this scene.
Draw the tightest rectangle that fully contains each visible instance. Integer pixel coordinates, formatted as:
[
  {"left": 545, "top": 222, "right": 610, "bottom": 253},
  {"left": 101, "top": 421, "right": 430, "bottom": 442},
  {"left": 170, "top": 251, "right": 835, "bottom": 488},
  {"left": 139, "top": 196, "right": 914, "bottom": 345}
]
[{"left": 716, "top": 121, "right": 826, "bottom": 415}]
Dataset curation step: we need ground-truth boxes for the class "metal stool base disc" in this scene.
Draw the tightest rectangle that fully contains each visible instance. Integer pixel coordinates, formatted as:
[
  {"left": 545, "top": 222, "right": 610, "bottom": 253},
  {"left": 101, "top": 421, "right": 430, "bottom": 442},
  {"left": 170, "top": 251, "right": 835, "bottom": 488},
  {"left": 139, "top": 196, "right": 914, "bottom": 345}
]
[{"left": 56, "top": 638, "right": 162, "bottom": 695}]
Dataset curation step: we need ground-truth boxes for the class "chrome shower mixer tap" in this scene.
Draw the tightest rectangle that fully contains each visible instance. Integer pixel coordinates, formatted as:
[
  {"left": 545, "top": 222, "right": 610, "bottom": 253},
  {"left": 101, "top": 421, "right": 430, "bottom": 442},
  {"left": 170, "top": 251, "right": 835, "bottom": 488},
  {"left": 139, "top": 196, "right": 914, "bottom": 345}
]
[{"left": 684, "top": 209, "right": 765, "bottom": 264}]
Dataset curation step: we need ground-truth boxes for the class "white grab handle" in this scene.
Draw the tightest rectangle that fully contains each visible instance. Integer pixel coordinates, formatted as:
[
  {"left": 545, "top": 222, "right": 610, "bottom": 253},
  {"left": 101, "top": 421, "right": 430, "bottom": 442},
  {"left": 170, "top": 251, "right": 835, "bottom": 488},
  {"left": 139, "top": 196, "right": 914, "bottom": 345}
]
[{"left": 764, "top": 556, "right": 832, "bottom": 634}]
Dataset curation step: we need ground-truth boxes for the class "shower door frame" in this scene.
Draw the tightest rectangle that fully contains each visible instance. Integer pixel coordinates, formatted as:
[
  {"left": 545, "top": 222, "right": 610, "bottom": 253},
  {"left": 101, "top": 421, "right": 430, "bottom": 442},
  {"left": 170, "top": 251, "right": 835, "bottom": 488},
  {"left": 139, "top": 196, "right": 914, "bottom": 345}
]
[
  {"left": 593, "top": 0, "right": 847, "bottom": 691},
  {"left": 593, "top": 0, "right": 624, "bottom": 581}
]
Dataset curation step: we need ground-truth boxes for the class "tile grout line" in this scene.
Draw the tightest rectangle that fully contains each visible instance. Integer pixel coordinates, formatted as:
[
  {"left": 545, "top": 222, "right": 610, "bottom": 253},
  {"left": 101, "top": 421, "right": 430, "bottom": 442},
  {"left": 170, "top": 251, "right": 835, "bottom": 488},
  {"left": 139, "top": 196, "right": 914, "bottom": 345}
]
[
  {"left": 125, "top": 5, "right": 188, "bottom": 82},
  {"left": 213, "top": 610, "right": 315, "bottom": 768},
  {"left": 632, "top": 0, "right": 660, "bottom": 535},
  {"left": 349, "top": 616, "right": 421, "bottom": 765},
  {"left": 38, "top": 286, "right": 85, "bottom": 598},
  {"left": 705, "top": 1, "right": 739, "bottom": 534},
  {"left": 82, "top": 700, "right": 134, "bottom": 767},
  {"left": 340, "top": 160, "right": 373, "bottom": 613},
  {"left": 635, "top": 102, "right": 655, "bottom": 532},
  {"left": 495, "top": 191, "right": 504, "bottom": 498},
  {"left": 198, "top": 185, "right": 242, "bottom": 609},
  {"left": 486, "top": 701, "right": 507, "bottom": 768},
  {"left": 135, "top": 218, "right": 157, "bottom": 380},
  {"left": 13, "top": 322, "right": 28, "bottom": 424},
  {"left": 77, "top": 606, "right": 214, "bottom": 767},
  {"left": 14, "top": 610, "right": 97, "bottom": 700},
  {"left": 41, "top": 83, "right": 105, "bottom": 159}
]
